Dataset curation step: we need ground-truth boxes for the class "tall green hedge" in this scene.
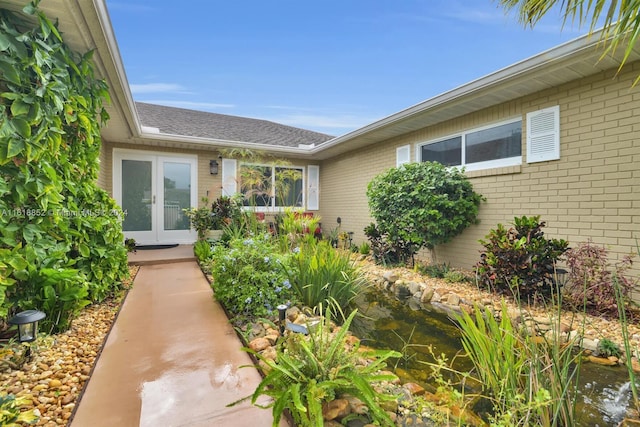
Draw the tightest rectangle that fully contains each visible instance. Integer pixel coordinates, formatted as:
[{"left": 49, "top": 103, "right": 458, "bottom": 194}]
[{"left": 0, "top": 1, "right": 128, "bottom": 331}]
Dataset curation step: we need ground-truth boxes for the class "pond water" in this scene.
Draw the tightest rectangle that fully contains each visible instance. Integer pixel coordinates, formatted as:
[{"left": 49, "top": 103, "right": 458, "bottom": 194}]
[{"left": 352, "top": 286, "right": 636, "bottom": 426}]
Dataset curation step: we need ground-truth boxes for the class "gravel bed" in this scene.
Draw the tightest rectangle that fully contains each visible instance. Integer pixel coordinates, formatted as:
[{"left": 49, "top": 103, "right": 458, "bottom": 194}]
[{"left": 1, "top": 266, "right": 138, "bottom": 427}]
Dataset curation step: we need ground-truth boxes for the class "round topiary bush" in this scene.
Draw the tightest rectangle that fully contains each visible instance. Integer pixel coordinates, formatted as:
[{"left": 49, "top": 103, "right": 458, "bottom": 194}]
[{"left": 366, "top": 161, "right": 483, "bottom": 264}]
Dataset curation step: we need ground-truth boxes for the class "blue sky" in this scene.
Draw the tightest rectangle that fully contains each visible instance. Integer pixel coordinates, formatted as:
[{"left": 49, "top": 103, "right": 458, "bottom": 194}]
[{"left": 104, "top": 1, "right": 588, "bottom": 136}]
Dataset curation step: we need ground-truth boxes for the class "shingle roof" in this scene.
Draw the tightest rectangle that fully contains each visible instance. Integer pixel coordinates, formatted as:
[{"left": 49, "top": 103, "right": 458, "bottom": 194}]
[{"left": 134, "top": 102, "right": 334, "bottom": 147}]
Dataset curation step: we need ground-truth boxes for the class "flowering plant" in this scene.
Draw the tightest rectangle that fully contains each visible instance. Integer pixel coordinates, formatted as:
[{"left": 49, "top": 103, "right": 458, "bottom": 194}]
[{"left": 209, "top": 233, "right": 296, "bottom": 319}]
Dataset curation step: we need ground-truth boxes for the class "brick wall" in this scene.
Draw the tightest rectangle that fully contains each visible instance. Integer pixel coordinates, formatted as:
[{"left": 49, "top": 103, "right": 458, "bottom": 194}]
[{"left": 320, "top": 61, "right": 640, "bottom": 280}]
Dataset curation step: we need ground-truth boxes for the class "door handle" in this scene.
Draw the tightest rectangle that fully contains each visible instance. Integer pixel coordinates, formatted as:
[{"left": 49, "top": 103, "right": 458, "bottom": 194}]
[{"left": 153, "top": 195, "right": 156, "bottom": 204}]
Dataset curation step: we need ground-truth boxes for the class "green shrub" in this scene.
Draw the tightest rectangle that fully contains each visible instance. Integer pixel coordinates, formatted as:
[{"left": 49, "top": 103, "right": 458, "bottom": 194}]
[
  {"left": 366, "top": 161, "right": 483, "bottom": 264},
  {"left": 210, "top": 233, "right": 295, "bottom": 320},
  {"left": 363, "top": 222, "right": 413, "bottom": 266},
  {"left": 444, "top": 270, "right": 468, "bottom": 283},
  {"left": 597, "top": 338, "right": 621, "bottom": 358},
  {"left": 282, "top": 238, "right": 366, "bottom": 320},
  {"left": 241, "top": 309, "right": 400, "bottom": 427},
  {"left": 183, "top": 199, "right": 215, "bottom": 240},
  {"left": 358, "top": 242, "right": 371, "bottom": 255},
  {"left": 417, "top": 262, "right": 451, "bottom": 278},
  {"left": 193, "top": 240, "right": 213, "bottom": 264},
  {"left": 476, "top": 216, "right": 569, "bottom": 302},
  {"left": 0, "top": 4, "right": 128, "bottom": 323},
  {"left": 563, "top": 240, "right": 635, "bottom": 317}
]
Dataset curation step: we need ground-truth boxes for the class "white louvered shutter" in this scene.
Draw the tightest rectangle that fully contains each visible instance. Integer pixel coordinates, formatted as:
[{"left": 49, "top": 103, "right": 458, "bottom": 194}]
[
  {"left": 396, "top": 145, "right": 410, "bottom": 167},
  {"left": 221, "top": 158, "right": 237, "bottom": 196},
  {"left": 527, "top": 106, "right": 560, "bottom": 163},
  {"left": 307, "top": 165, "right": 319, "bottom": 211}
]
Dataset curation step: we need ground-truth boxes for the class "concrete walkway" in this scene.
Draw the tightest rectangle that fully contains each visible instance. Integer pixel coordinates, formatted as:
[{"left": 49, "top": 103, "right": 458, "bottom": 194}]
[{"left": 70, "top": 249, "right": 287, "bottom": 427}]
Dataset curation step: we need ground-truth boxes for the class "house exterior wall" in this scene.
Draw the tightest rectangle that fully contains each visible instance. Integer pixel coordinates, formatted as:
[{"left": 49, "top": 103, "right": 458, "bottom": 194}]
[
  {"left": 320, "top": 61, "right": 640, "bottom": 278},
  {"left": 102, "top": 141, "right": 318, "bottom": 212},
  {"left": 101, "top": 142, "right": 223, "bottom": 208}
]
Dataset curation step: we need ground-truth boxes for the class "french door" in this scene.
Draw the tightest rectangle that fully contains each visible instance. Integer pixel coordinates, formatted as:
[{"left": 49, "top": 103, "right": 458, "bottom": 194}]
[{"left": 113, "top": 150, "right": 197, "bottom": 244}]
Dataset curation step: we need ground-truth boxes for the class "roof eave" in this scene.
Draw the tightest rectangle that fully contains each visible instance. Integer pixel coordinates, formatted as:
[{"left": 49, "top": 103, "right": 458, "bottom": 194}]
[{"left": 308, "top": 29, "right": 634, "bottom": 160}]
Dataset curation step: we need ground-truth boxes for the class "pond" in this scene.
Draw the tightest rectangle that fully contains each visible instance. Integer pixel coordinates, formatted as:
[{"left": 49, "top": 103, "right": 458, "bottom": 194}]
[{"left": 352, "top": 286, "right": 636, "bottom": 426}]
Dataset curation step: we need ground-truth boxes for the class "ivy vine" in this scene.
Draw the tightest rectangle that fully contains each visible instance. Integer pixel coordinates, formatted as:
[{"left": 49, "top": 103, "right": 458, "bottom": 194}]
[{"left": 0, "top": 1, "right": 128, "bottom": 331}]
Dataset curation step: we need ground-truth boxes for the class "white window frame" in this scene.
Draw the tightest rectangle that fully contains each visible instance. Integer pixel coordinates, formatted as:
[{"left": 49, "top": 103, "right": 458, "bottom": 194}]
[
  {"left": 417, "top": 117, "right": 523, "bottom": 171},
  {"left": 239, "top": 163, "right": 306, "bottom": 213}
]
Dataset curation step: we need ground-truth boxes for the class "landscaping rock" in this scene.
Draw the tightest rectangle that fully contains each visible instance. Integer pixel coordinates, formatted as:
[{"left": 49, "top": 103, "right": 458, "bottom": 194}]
[
  {"left": 383, "top": 271, "right": 399, "bottom": 283},
  {"left": 322, "top": 398, "right": 350, "bottom": 420},
  {"left": 248, "top": 337, "right": 271, "bottom": 352}
]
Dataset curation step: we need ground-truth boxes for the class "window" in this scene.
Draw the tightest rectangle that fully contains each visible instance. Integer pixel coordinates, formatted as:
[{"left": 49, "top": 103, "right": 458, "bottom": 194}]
[
  {"left": 421, "top": 136, "right": 462, "bottom": 166},
  {"left": 419, "top": 119, "right": 522, "bottom": 171},
  {"left": 240, "top": 164, "right": 304, "bottom": 209}
]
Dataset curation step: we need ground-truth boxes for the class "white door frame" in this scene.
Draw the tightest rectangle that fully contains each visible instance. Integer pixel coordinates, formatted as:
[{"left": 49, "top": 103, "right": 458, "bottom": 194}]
[{"left": 113, "top": 149, "right": 197, "bottom": 244}]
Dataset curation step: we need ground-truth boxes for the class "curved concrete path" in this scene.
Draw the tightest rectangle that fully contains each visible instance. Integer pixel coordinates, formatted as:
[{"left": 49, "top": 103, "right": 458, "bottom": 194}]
[{"left": 70, "top": 257, "right": 287, "bottom": 427}]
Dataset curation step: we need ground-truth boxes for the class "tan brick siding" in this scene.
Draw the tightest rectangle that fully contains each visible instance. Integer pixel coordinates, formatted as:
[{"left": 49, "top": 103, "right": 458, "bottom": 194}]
[{"left": 320, "top": 61, "right": 640, "bottom": 281}]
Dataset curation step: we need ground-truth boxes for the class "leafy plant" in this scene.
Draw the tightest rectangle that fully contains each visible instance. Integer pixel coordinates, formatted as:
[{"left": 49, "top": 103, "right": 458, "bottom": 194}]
[
  {"left": 209, "top": 233, "right": 295, "bottom": 320},
  {"left": 183, "top": 198, "right": 215, "bottom": 239},
  {"left": 476, "top": 216, "right": 569, "bottom": 302},
  {"left": 193, "top": 240, "right": 213, "bottom": 264},
  {"left": 366, "top": 161, "right": 484, "bottom": 264},
  {"left": 124, "top": 238, "right": 137, "bottom": 253},
  {"left": 454, "top": 301, "right": 581, "bottom": 426},
  {"left": 210, "top": 194, "right": 243, "bottom": 229},
  {"left": 0, "top": 3, "right": 129, "bottom": 319},
  {"left": 11, "top": 268, "right": 89, "bottom": 334},
  {"left": 281, "top": 238, "right": 366, "bottom": 321},
  {"left": 363, "top": 222, "right": 412, "bottom": 266},
  {"left": 240, "top": 309, "right": 401, "bottom": 427},
  {"left": 563, "top": 240, "right": 635, "bottom": 317},
  {"left": 417, "top": 262, "right": 451, "bottom": 278},
  {"left": 597, "top": 338, "right": 621, "bottom": 358},
  {"left": 0, "top": 393, "right": 38, "bottom": 426},
  {"left": 444, "top": 270, "right": 468, "bottom": 284},
  {"left": 276, "top": 209, "right": 321, "bottom": 251},
  {"left": 358, "top": 242, "right": 371, "bottom": 255}
]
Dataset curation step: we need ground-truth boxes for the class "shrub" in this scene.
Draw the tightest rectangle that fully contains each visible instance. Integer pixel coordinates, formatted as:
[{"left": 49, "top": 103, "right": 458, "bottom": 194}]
[
  {"left": 358, "top": 242, "right": 371, "bottom": 255},
  {"left": 193, "top": 240, "right": 213, "bottom": 264},
  {"left": 597, "top": 338, "right": 622, "bottom": 358},
  {"left": 444, "top": 270, "right": 468, "bottom": 284},
  {"left": 210, "top": 194, "right": 243, "bottom": 229},
  {"left": 183, "top": 200, "right": 215, "bottom": 240},
  {"left": 282, "top": 238, "right": 366, "bottom": 320},
  {"left": 366, "top": 161, "right": 483, "bottom": 264},
  {"left": 209, "top": 233, "right": 295, "bottom": 320},
  {"left": 0, "top": 4, "right": 128, "bottom": 322},
  {"left": 476, "top": 216, "right": 569, "bottom": 302},
  {"left": 563, "top": 240, "right": 635, "bottom": 317},
  {"left": 417, "top": 262, "right": 451, "bottom": 279},
  {"left": 241, "top": 309, "right": 400, "bottom": 427},
  {"left": 364, "top": 222, "right": 413, "bottom": 266}
]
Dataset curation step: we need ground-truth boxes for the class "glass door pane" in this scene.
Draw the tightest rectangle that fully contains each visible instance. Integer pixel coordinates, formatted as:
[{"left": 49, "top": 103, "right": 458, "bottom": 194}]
[
  {"left": 122, "top": 159, "right": 153, "bottom": 232},
  {"left": 162, "top": 162, "right": 191, "bottom": 231}
]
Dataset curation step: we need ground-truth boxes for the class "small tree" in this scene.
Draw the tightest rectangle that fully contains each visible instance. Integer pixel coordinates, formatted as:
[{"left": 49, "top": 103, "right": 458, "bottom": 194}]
[{"left": 366, "top": 162, "right": 483, "bottom": 264}]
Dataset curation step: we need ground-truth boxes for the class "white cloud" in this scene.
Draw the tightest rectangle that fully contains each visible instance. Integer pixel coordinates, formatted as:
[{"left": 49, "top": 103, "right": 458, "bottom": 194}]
[
  {"left": 138, "top": 100, "right": 236, "bottom": 110},
  {"left": 130, "top": 83, "right": 186, "bottom": 94}
]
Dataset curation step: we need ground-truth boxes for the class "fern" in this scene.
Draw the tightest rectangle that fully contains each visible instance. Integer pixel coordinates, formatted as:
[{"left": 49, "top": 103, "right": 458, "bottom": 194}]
[{"left": 239, "top": 309, "right": 400, "bottom": 426}]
